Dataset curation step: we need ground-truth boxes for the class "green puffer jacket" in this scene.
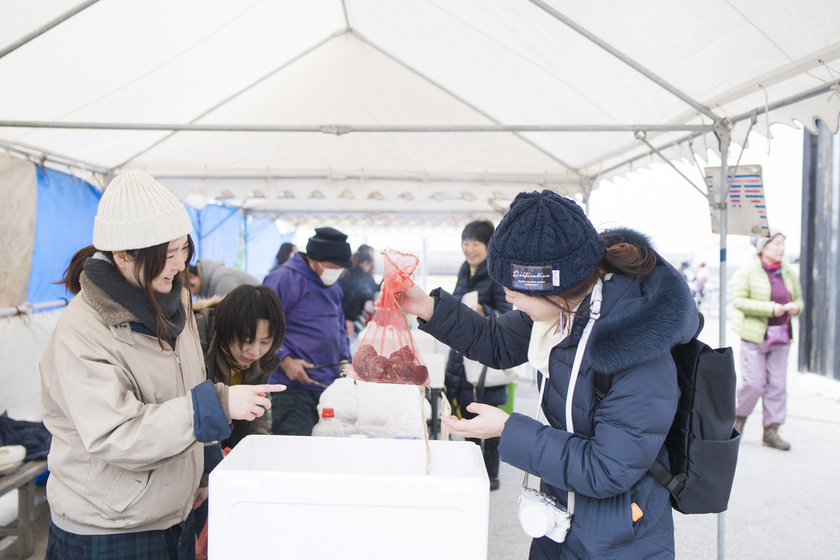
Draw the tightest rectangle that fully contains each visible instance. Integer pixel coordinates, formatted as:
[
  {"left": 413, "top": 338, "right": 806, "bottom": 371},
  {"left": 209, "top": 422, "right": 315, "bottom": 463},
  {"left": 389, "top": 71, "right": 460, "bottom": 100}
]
[{"left": 731, "top": 257, "right": 804, "bottom": 344}]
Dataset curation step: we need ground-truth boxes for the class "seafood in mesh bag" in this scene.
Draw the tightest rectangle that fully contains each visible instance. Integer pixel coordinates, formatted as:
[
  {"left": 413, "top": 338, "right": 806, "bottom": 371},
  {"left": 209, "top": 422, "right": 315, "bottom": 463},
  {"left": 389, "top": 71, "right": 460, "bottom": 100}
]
[
  {"left": 352, "top": 343, "right": 429, "bottom": 385},
  {"left": 346, "top": 249, "right": 430, "bottom": 386}
]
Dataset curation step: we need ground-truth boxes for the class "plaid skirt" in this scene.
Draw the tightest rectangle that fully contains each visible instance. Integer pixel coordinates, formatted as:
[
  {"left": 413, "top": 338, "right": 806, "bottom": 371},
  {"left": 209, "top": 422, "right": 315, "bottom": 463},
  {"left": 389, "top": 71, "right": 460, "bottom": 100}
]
[{"left": 45, "top": 512, "right": 195, "bottom": 560}]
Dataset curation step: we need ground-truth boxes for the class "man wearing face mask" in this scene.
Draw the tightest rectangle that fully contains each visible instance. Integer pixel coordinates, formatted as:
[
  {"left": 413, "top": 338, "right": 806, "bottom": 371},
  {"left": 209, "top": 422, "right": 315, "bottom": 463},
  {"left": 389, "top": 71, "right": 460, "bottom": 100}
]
[{"left": 262, "top": 227, "right": 353, "bottom": 436}]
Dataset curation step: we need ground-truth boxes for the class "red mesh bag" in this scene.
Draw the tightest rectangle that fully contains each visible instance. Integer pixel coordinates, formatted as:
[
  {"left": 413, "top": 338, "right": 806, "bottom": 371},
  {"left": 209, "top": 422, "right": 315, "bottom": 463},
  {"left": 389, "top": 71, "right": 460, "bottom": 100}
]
[{"left": 346, "top": 249, "right": 430, "bottom": 386}]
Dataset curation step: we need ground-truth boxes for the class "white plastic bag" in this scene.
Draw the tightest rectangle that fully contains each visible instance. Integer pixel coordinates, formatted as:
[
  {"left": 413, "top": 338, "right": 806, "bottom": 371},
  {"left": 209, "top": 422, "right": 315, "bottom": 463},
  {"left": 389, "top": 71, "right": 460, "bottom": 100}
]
[{"left": 462, "top": 358, "right": 521, "bottom": 388}]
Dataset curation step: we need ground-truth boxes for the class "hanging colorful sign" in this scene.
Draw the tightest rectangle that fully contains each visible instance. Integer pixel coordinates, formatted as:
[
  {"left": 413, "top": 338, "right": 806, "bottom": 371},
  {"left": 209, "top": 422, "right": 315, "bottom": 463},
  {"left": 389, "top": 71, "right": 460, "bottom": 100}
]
[{"left": 704, "top": 164, "right": 769, "bottom": 237}]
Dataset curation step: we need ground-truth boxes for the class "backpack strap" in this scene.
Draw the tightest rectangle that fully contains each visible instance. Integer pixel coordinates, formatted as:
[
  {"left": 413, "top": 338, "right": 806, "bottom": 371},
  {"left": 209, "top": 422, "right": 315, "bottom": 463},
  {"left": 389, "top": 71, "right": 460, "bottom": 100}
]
[
  {"left": 649, "top": 457, "right": 687, "bottom": 499},
  {"left": 593, "top": 371, "right": 611, "bottom": 401}
]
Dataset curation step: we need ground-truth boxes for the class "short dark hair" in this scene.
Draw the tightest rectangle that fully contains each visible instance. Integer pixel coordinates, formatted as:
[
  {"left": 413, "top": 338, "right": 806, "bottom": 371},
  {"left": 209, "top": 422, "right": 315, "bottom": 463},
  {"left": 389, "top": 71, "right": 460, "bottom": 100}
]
[
  {"left": 214, "top": 285, "right": 285, "bottom": 365},
  {"left": 188, "top": 264, "right": 199, "bottom": 276},
  {"left": 461, "top": 220, "right": 495, "bottom": 246}
]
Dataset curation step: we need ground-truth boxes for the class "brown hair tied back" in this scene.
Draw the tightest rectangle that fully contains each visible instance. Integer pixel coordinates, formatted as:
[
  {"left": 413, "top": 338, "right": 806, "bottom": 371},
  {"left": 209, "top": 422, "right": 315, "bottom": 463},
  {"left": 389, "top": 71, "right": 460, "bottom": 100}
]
[{"left": 538, "top": 233, "right": 658, "bottom": 315}]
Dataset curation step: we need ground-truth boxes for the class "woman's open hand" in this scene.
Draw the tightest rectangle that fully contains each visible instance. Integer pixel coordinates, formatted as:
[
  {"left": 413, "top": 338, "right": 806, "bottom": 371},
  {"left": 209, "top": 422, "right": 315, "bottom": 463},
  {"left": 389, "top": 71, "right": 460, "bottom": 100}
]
[{"left": 441, "top": 402, "right": 510, "bottom": 439}]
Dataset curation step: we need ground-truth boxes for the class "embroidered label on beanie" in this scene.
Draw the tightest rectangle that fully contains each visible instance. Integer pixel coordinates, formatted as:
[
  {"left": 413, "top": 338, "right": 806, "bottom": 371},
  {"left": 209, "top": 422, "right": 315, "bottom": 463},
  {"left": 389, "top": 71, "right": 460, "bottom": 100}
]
[{"left": 511, "top": 264, "right": 556, "bottom": 291}]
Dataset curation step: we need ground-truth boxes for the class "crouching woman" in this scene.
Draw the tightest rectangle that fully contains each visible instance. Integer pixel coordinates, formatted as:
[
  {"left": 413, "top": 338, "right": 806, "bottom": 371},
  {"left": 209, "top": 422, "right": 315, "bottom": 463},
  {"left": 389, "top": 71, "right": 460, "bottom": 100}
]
[{"left": 194, "top": 284, "right": 286, "bottom": 449}]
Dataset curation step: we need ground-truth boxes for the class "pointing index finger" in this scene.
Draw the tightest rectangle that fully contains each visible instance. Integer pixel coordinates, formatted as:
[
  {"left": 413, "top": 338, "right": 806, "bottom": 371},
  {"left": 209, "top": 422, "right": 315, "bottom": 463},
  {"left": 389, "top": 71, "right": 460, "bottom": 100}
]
[{"left": 253, "top": 384, "right": 286, "bottom": 393}]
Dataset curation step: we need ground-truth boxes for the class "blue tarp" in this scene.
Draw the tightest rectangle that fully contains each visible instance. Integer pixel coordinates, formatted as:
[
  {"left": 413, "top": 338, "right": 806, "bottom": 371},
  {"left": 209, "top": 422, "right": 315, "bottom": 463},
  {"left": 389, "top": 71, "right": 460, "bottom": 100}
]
[
  {"left": 27, "top": 174, "right": 288, "bottom": 304},
  {"left": 186, "top": 204, "right": 290, "bottom": 281},
  {"left": 28, "top": 167, "right": 101, "bottom": 304}
]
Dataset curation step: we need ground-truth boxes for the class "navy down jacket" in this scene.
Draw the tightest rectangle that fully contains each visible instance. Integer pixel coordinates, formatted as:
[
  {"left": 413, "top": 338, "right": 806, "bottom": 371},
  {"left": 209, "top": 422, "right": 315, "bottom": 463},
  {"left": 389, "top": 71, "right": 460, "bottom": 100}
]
[{"left": 420, "top": 229, "right": 698, "bottom": 559}]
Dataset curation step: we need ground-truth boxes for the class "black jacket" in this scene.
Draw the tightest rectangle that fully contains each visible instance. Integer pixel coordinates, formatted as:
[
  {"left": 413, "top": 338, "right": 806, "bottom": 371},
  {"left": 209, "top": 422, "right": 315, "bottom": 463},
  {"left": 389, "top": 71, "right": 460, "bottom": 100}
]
[
  {"left": 446, "top": 260, "right": 512, "bottom": 406},
  {"left": 421, "top": 229, "right": 699, "bottom": 559},
  {"left": 339, "top": 266, "right": 380, "bottom": 324}
]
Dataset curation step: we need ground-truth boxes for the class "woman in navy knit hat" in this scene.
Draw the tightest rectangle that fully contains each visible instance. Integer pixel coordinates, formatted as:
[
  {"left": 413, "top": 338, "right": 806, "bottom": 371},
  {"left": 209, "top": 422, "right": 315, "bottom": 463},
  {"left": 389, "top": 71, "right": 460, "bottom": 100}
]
[{"left": 397, "top": 190, "right": 698, "bottom": 559}]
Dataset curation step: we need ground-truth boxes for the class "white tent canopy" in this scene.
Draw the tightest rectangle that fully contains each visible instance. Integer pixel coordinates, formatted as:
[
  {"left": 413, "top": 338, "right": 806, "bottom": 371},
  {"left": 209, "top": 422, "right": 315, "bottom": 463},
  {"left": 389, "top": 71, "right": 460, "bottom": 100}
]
[{"left": 2, "top": 0, "right": 840, "bottom": 219}]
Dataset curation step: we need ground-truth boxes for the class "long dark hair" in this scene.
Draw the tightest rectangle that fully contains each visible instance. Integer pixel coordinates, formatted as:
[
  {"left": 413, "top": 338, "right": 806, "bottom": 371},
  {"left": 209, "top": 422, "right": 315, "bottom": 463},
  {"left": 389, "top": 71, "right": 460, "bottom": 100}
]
[
  {"left": 539, "top": 232, "right": 657, "bottom": 315},
  {"left": 214, "top": 285, "right": 285, "bottom": 368},
  {"left": 273, "top": 242, "right": 297, "bottom": 269},
  {"left": 58, "top": 237, "right": 196, "bottom": 346}
]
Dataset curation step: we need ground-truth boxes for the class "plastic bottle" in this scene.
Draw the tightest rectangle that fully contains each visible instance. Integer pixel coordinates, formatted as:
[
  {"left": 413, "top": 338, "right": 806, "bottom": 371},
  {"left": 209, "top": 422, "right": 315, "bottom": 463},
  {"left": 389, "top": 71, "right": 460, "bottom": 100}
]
[{"left": 311, "top": 407, "right": 345, "bottom": 437}]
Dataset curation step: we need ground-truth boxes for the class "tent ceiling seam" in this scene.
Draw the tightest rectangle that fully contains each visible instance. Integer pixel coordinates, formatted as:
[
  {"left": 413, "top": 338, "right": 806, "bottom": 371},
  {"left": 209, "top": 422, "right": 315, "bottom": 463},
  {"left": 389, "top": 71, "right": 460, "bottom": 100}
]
[
  {"left": 529, "top": 0, "right": 720, "bottom": 123},
  {"left": 341, "top": 0, "right": 351, "bottom": 31},
  {"left": 46, "top": 0, "right": 274, "bottom": 130},
  {"left": 111, "top": 29, "right": 347, "bottom": 172},
  {"left": 352, "top": 30, "right": 584, "bottom": 177}
]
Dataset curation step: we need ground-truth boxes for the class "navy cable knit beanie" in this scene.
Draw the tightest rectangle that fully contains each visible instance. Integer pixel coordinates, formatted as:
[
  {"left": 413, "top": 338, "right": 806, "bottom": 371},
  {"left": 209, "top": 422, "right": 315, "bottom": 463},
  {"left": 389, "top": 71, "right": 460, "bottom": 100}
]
[{"left": 487, "top": 190, "right": 605, "bottom": 294}]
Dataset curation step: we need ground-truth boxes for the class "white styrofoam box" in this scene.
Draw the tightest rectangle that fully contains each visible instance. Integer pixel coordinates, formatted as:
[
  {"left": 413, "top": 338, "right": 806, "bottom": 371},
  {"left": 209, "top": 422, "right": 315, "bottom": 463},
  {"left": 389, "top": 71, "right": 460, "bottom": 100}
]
[
  {"left": 410, "top": 328, "right": 439, "bottom": 356},
  {"left": 210, "top": 435, "right": 489, "bottom": 560}
]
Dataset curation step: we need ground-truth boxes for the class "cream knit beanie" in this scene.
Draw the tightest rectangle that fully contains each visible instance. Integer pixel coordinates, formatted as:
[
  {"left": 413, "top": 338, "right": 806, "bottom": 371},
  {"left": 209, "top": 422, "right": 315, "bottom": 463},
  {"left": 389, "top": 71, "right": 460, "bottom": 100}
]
[{"left": 93, "top": 171, "right": 193, "bottom": 251}]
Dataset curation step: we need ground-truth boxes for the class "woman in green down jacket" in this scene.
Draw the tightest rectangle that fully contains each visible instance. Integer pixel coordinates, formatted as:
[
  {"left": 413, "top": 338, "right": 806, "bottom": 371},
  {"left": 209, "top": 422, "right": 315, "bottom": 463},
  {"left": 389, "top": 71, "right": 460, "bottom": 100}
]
[
  {"left": 194, "top": 285, "right": 286, "bottom": 449},
  {"left": 731, "top": 230, "right": 803, "bottom": 450}
]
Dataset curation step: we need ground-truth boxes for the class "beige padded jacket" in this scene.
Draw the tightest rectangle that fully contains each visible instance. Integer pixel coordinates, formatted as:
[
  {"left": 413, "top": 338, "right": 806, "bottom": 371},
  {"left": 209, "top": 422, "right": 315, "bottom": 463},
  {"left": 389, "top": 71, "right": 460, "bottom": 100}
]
[{"left": 39, "top": 276, "right": 207, "bottom": 535}]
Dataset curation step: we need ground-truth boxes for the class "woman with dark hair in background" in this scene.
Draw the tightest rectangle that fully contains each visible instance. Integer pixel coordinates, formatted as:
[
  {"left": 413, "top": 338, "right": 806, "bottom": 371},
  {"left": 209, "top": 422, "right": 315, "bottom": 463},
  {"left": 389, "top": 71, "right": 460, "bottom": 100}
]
[
  {"left": 340, "top": 245, "right": 380, "bottom": 353},
  {"left": 272, "top": 242, "right": 297, "bottom": 270}
]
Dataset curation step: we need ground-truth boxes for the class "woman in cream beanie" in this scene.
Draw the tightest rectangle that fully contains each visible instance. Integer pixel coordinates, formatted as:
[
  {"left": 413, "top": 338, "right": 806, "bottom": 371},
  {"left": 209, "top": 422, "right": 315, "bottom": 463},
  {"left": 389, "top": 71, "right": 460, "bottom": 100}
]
[{"left": 40, "top": 171, "right": 285, "bottom": 559}]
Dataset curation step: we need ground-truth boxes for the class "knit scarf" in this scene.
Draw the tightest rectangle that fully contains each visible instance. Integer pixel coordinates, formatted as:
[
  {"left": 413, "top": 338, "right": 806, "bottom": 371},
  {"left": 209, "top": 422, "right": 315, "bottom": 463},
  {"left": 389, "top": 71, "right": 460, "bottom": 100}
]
[
  {"left": 760, "top": 256, "right": 782, "bottom": 271},
  {"left": 84, "top": 254, "right": 186, "bottom": 343}
]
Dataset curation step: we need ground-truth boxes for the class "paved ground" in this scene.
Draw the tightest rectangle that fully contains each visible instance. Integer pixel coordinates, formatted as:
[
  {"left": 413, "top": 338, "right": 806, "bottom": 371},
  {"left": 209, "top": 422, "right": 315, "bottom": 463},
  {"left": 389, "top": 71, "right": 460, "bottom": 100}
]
[
  {"left": 489, "top": 368, "right": 840, "bottom": 560},
  {"left": 3, "top": 310, "right": 839, "bottom": 559},
  {"left": 487, "top": 309, "right": 840, "bottom": 560}
]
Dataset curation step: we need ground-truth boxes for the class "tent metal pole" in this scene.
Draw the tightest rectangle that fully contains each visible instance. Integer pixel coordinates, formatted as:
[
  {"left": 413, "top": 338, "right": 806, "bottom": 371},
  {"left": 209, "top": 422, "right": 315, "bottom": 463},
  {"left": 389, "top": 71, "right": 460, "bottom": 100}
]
[
  {"left": 155, "top": 170, "right": 581, "bottom": 184},
  {"left": 0, "top": 299, "right": 69, "bottom": 318},
  {"left": 635, "top": 131, "right": 710, "bottom": 199},
  {"left": 0, "top": 120, "right": 709, "bottom": 133},
  {"left": 714, "top": 119, "right": 731, "bottom": 560},
  {"left": 601, "top": 81, "right": 836, "bottom": 177},
  {"left": 0, "top": 141, "right": 109, "bottom": 176},
  {"left": 730, "top": 82, "right": 835, "bottom": 123},
  {"left": 0, "top": 0, "right": 101, "bottom": 60},
  {"left": 529, "top": 0, "right": 719, "bottom": 122}
]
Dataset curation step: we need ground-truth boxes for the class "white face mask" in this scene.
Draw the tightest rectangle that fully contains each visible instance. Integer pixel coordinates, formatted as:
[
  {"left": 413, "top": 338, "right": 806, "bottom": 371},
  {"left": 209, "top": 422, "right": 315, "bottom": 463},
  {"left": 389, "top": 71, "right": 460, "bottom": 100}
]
[{"left": 320, "top": 267, "right": 343, "bottom": 286}]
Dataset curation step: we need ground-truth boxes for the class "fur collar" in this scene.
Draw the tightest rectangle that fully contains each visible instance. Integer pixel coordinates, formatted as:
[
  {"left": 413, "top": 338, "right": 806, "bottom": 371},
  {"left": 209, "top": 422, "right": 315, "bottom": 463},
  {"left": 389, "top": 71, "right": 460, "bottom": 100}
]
[
  {"left": 583, "top": 228, "right": 699, "bottom": 374},
  {"left": 80, "top": 272, "right": 140, "bottom": 326}
]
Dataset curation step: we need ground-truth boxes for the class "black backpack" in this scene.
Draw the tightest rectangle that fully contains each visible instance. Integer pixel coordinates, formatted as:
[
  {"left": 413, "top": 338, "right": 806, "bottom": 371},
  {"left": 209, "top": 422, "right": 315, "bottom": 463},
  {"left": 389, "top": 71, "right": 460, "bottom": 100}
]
[{"left": 595, "top": 313, "right": 741, "bottom": 514}]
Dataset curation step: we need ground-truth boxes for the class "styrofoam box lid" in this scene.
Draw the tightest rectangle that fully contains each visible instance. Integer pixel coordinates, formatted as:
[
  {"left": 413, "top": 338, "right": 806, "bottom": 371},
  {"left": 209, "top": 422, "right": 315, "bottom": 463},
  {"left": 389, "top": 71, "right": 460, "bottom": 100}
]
[
  {"left": 210, "top": 436, "right": 490, "bottom": 560},
  {"left": 214, "top": 435, "right": 485, "bottom": 479}
]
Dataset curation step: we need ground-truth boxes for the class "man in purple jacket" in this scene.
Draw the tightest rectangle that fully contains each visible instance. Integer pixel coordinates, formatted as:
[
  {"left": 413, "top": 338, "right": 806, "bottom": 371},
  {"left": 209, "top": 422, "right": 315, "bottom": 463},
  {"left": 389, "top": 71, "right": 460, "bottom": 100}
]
[{"left": 262, "top": 227, "right": 353, "bottom": 436}]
